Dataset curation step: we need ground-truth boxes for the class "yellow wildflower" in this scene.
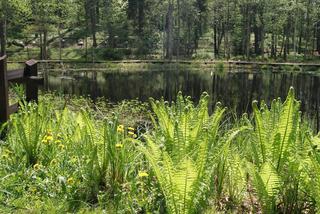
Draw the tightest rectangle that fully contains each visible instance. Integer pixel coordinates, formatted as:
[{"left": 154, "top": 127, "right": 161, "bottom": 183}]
[
  {"left": 4, "top": 149, "right": 12, "bottom": 154},
  {"left": 128, "top": 131, "right": 135, "bottom": 136},
  {"left": 138, "top": 171, "right": 149, "bottom": 178},
  {"left": 117, "top": 125, "right": 124, "bottom": 133},
  {"left": 115, "top": 143, "right": 123, "bottom": 149},
  {"left": 54, "top": 140, "right": 62, "bottom": 144},
  {"left": 46, "top": 135, "right": 53, "bottom": 141},
  {"left": 50, "top": 159, "right": 58, "bottom": 165},
  {"left": 42, "top": 139, "right": 49, "bottom": 145},
  {"left": 58, "top": 144, "right": 65, "bottom": 150},
  {"left": 33, "top": 163, "right": 41, "bottom": 171},
  {"left": 67, "top": 177, "right": 75, "bottom": 185},
  {"left": 128, "top": 127, "right": 135, "bottom": 131},
  {"left": 1, "top": 154, "right": 9, "bottom": 159}
]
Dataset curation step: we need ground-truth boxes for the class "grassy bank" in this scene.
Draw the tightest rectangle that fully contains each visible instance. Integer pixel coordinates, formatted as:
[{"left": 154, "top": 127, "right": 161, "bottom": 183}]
[
  {"left": 1, "top": 90, "right": 320, "bottom": 213},
  {"left": 7, "top": 60, "right": 320, "bottom": 75}
]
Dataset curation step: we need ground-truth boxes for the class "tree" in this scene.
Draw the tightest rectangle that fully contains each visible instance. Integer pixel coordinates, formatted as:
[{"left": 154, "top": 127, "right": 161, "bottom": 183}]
[
  {"left": 85, "top": 0, "right": 98, "bottom": 48},
  {"left": 0, "top": 0, "right": 7, "bottom": 56},
  {"left": 2, "top": 0, "right": 320, "bottom": 60}
]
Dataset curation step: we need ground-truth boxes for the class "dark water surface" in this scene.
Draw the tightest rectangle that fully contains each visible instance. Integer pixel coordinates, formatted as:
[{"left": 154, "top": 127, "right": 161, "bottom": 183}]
[{"left": 42, "top": 66, "right": 320, "bottom": 130}]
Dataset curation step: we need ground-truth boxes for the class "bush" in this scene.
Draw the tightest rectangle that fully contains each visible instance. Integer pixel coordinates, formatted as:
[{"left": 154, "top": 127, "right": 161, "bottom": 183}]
[{"left": 100, "top": 48, "right": 132, "bottom": 60}]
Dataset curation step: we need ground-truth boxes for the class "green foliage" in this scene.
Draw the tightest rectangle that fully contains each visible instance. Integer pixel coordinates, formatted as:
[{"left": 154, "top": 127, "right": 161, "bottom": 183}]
[
  {"left": 99, "top": 48, "right": 132, "bottom": 60},
  {"left": 214, "top": 61, "right": 225, "bottom": 73},
  {"left": 7, "top": 102, "right": 53, "bottom": 166},
  {"left": 2, "top": 90, "right": 320, "bottom": 213},
  {"left": 2, "top": 0, "right": 320, "bottom": 61},
  {"left": 248, "top": 87, "right": 313, "bottom": 213},
  {"left": 251, "top": 87, "right": 301, "bottom": 170},
  {"left": 137, "top": 92, "right": 226, "bottom": 213}
]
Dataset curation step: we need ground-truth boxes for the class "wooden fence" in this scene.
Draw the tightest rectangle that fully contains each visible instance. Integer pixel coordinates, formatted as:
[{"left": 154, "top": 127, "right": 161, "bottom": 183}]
[{"left": 0, "top": 55, "right": 43, "bottom": 124}]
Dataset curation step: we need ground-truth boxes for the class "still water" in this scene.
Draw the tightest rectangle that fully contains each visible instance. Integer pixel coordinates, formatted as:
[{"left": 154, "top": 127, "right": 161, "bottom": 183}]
[{"left": 41, "top": 65, "right": 320, "bottom": 130}]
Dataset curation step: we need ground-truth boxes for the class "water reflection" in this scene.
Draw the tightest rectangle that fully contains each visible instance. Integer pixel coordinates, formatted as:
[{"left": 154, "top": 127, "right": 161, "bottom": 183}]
[{"left": 43, "top": 67, "right": 320, "bottom": 130}]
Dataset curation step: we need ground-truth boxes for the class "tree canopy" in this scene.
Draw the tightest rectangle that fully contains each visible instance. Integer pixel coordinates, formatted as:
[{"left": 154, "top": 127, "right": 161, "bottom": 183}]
[{"left": 0, "top": 0, "right": 319, "bottom": 60}]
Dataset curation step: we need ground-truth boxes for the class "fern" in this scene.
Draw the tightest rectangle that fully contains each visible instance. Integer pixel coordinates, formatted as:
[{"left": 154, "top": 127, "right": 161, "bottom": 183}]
[
  {"left": 138, "top": 92, "right": 225, "bottom": 213},
  {"left": 306, "top": 135, "right": 320, "bottom": 213},
  {"left": 249, "top": 162, "right": 281, "bottom": 213},
  {"left": 251, "top": 87, "right": 300, "bottom": 170},
  {"left": 249, "top": 87, "right": 306, "bottom": 213}
]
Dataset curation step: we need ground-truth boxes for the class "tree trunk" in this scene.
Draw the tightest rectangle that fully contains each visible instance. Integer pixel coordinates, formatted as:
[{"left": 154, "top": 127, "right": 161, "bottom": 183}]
[
  {"left": 86, "top": 0, "right": 97, "bottom": 48},
  {"left": 43, "top": 30, "right": 48, "bottom": 60},
  {"left": 0, "top": 19, "right": 5, "bottom": 56},
  {"left": 283, "top": 30, "right": 290, "bottom": 61},
  {"left": 258, "top": 9, "right": 265, "bottom": 57},
  {"left": 317, "top": 21, "right": 320, "bottom": 54},
  {"left": 254, "top": 26, "right": 261, "bottom": 55},
  {"left": 260, "top": 26, "right": 265, "bottom": 57},
  {"left": 138, "top": 0, "right": 145, "bottom": 35},
  {"left": 177, "top": 0, "right": 180, "bottom": 59},
  {"left": 245, "top": 12, "right": 251, "bottom": 59},
  {"left": 85, "top": 36, "right": 88, "bottom": 61},
  {"left": 225, "top": 0, "right": 230, "bottom": 59},
  {"left": 58, "top": 23, "right": 62, "bottom": 60},
  {"left": 40, "top": 33, "right": 43, "bottom": 60},
  {"left": 298, "top": 31, "right": 302, "bottom": 54},
  {"left": 271, "top": 33, "right": 276, "bottom": 58},
  {"left": 214, "top": 25, "right": 219, "bottom": 57},
  {"left": 304, "top": 0, "right": 311, "bottom": 58},
  {"left": 91, "top": 16, "right": 97, "bottom": 48},
  {"left": 241, "top": 2, "right": 251, "bottom": 59},
  {"left": 165, "top": 1, "right": 174, "bottom": 60}
]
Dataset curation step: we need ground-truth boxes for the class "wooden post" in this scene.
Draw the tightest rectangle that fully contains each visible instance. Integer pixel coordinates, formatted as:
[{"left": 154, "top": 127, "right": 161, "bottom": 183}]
[
  {"left": 0, "top": 55, "right": 8, "bottom": 124},
  {"left": 25, "top": 59, "right": 39, "bottom": 102}
]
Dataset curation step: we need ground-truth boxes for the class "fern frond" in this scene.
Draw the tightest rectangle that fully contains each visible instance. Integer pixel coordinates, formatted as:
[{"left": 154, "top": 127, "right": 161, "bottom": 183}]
[{"left": 274, "top": 87, "right": 300, "bottom": 171}]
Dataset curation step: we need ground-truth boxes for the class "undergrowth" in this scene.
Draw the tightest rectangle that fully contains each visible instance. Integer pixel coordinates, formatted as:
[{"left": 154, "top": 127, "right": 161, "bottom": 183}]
[{"left": 1, "top": 88, "right": 320, "bottom": 213}]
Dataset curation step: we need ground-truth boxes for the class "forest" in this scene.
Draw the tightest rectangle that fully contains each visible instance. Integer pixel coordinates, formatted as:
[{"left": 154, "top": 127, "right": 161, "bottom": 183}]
[
  {"left": 0, "top": 0, "right": 320, "bottom": 61},
  {"left": 2, "top": 0, "right": 320, "bottom": 213}
]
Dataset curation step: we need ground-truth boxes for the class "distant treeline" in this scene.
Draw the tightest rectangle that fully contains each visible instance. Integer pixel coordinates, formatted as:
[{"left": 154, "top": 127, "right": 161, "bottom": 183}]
[{"left": 0, "top": 0, "right": 319, "bottom": 60}]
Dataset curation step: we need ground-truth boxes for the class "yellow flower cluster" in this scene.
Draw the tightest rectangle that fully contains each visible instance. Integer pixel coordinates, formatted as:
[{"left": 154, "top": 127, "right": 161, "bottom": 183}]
[
  {"left": 67, "top": 177, "right": 75, "bottom": 185},
  {"left": 42, "top": 129, "right": 53, "bottom": 145},
  {"left": 128, "top": 131, "right": 137, "bottom": 139},
  {"left": 56, "top": 133, "right": 65, "bottom": 150},
  {"left": 117, "top": 125, "right": 137, "bottom": 138},
  {"left": 33, "top": 163, "right": 42, "bottom": 171},
  {"left": 117, "top": 125, "right": 124, "bottom": 133},
  {"left": 115, "top": 125, "right": 138, "bottom": 150},
  {"left": 138, "top": 171, "right": 149, "bottom": 178},
  {"left": 42, "top": 130, "right": 65, "bottom": 150}
]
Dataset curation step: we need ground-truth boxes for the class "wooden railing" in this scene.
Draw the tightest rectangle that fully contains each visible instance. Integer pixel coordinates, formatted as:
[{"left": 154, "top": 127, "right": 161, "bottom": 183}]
[{"left": 0, "top": 55, "right": 43, "bottom": 124}]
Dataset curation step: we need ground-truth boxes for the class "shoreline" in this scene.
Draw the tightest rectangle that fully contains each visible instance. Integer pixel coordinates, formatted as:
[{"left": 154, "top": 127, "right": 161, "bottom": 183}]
[{"left": 6, "top": 59, "right": 320, "bottom": 67}]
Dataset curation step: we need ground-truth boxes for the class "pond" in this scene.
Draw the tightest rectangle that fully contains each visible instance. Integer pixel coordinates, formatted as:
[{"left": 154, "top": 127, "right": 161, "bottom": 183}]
[{"left": 41, "top": 64, "right": 320, "bottom": 131}]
